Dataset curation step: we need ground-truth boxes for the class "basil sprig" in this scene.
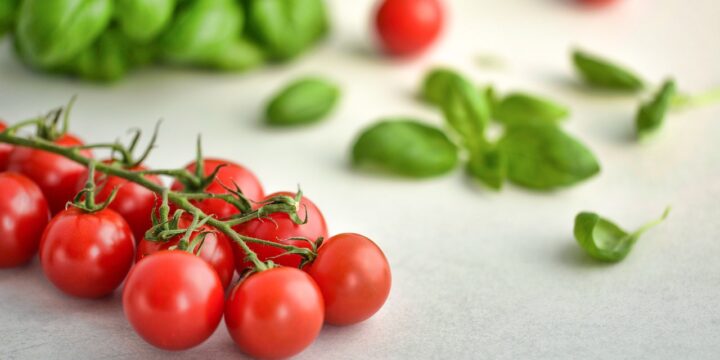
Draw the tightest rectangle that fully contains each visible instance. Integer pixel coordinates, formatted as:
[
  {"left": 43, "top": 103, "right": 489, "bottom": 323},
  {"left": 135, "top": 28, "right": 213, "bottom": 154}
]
[
  {"left": 635, "top": 79, "right": 676, "bottom": 140},
  {"left": 440, "top": 76, "right": 491, "bottom": 153},
  {"left": 574, "top": 207, "right": 670, "bottom": 262},
  {"left": 572, "top": 49, "right": 645, "bottom": 91},
  {"left": 352, "top": 119, "right": 459, "bottom": 178}
]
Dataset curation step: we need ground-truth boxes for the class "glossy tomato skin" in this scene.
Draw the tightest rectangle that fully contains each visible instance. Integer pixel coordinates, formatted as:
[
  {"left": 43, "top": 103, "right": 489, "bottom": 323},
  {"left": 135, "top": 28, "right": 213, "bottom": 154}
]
[
  {"left": 123, "top": 251, "right": 224, "bottom": 351},
  {"left": 171, "top": 158, "right": 264, "bottom": 219},
  {"left": 225, "top": 267, "right": 324, "bottom": 359},
  {"left": 233, "top": 191, "right": 327, "bottom": 272},
  {"left": 40, "top": 207, "right": 135, "bottom": 298},
  {"left": 578, "top": 0, "right": 618, "bottom": 6},
  {"left": 0, "top": 172, "right": 50, "bottom": 267},
  {"left": 375, "top": 0, "right": 444, "bottom": 56},
  {"left": 0, "top": 121, "right": 13, "bottom": 170},
  {"left": 136, "top": 217, "right": 235, "bottom": 289},
  {"left": 7, "top": 134, "right": 93, "bottom": 214},
  {"left": 307, "top": 233, "right": 392, "bottom": 325},
  {"left": 86, "top": 160, "right": 162, "bottom": 242}
]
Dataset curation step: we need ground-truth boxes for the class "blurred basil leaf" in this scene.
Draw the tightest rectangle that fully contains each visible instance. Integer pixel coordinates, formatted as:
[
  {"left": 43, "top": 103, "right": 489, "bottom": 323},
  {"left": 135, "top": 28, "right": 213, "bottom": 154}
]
[
  {"left": 266, "top": 76, "right": 340, "bottom": 126},
  {"left": 636, "top": 79, "right": 676, "bottom": 140},
  {"left": 493, "top": 92, "right": 569, "bottom": 126},
  {"left": 572, "top": 49, "right": 645, "bottom": 91},
  {"left": 116, "top": 0, "right": 176, "bottom": 43}
]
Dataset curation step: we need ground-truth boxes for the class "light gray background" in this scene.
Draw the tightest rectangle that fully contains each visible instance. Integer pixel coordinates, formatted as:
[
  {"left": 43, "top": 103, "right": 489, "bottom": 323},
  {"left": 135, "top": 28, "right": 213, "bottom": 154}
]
[{"left": 1, "top": 0, "right": 719, "bottom": 359}]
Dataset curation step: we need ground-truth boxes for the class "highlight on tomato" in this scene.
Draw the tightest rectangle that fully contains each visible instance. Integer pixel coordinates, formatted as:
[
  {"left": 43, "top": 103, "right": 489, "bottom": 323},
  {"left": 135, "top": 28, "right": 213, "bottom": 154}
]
[
  {"left": 40, "top": 206, "right": 135, "bottom": 298},
  {"left": 225, "top": 266, "right": 324, "bottom": 359},
  {"left": 375, "top": 0, "right": 445, "bottom": 56},
  {"left": 123, "top": 251, "right": 225, "bottom": 351},
  {"left": 0, "top": 172, "right": 50, "bottom": 267},
  {"left": 233, "top": 191, "right": 328, "bottom": 272},
  {"left": 7, "top": 133, "right": 93, "bottom": 214},
  {"left": 306, "top": 233, "right": 392, "bottom": 325},
  {"left": 137, "top": 216, "right": 235, "bottom": 289},
  {"left": 171, "top": 158, "right": 264, "bottom": 219}
]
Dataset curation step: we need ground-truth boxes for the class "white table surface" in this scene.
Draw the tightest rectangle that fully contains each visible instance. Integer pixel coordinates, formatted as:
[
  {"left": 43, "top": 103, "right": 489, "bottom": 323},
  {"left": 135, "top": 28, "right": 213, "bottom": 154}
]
[{"left": 1, "top": 0, "right": 720, "bottom": 359}]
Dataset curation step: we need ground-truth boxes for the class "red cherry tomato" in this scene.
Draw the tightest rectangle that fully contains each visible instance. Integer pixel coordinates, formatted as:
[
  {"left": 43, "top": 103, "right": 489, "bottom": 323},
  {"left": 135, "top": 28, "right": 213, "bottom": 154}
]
[
  {"left": 137, "top": 216, "right": 235, "bottom": 289},
  {"left": 307, "top": 233, "right": 392, "bottom": 325},
  {"left": 375, "top": 0, "right": 444, "bottom": 56},
  {"left": 0, "top": 121, "right": 13, "bottom": 170},
  {"left": 578, "top": 0, "right": 618, "bottom": 6},
  {"left": 171, "top": 158, "right": 264, "bottom": 219},
  {"left": 40, "top": 207, "right": 135, "bottom": 298},
  {"left": 83, "top": 160, "right": 162, "bottom": 242},
  {"left": 233, "top": 191, "right": 327, "bottom": 272},
  {"left": 7, "top": 133, "right": 93, "bottom": 214},
  {"left": 123, "top": 251, "right": 224, "bottom": 351},
  {"left": 225, "top": 267, "right": 324, "bottom": 359},
  {"left": 0, "top": 172, "right": 50, "bottom": 267}
]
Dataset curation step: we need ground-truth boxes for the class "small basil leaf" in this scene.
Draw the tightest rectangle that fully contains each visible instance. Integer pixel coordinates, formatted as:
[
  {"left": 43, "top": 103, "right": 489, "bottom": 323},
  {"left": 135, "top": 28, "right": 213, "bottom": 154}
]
[
  {"left": 493, "top": 92, "right": 569, "bottom": 126},
  {"left": 69, "top": 30, "right": 131, "bottom": 82},
  {"left": 574, "top": 207, "right": 670, "bottom": 262},
  {"left": 0, "top": 0, "right": 18, "bottom": 37},
  {"left": 265, "top": 77, "right": 340, "bottom": 126},
  {"left": 636, "top": 79, "right": 676, "bottom": 140},
  {"left": 115, "top": 0, "right": 176, "bottom": 43},
  {"left": 440, "top": 77, "right": 491, "bottom": 152},
  {"left": 352, "top": 119, "right": 459, "bottom": 178},
  {"left": 572, "top": 49, "right": 645, "bottom": 91},
  {"left": 420, "top": 68, "right": 464, "bottom": 106},
  {"left": 499, "top": 124, "right": 600, "bottom": 190},
  {"left": 206, "top": 37, "right": 264, "bottom": 71},
  {"left": 467, "top": 144, "right": 506, "bottom": 190}
]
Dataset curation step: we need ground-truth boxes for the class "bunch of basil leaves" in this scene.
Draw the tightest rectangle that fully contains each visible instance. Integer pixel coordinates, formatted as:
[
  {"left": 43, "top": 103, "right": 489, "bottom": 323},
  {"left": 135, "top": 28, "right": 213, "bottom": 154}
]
[
  {"left": 353, "top": 68, "right": 601, "bottom": 191},
  {"left": 1, "top": 0, "right": 328, "bottom": 81}
]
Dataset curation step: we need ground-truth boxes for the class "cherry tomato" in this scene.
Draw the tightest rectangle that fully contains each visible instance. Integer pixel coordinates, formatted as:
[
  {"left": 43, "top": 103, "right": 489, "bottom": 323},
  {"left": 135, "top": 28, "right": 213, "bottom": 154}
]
[
  {"left": 40, "top": 207, "right": 135, "bottom": 298},
  {"left": 307, "top": 233, "right": 392, "bottom": 325},
  {"left": 171, "top": 158, "right": 264, "bottom": 219},
  {"left": 7, "top": 133, "right": 93, "bottom": 214},
  {"left": 123, "top": 251, "right": 224, "bottom": 351},
  {"left": 0, "top": 121, "right": 13, "bottom": 170},
  {"left": 136, "top": 216, "right": 235, "bottom": 289},
  {"left": 225, "top": 267, "right": 324, "bottom": 359},
  {"left": 578, "top": 0, "right": 618, "bottom": 6},
  {"left": 233, "top": 191, "right": 327, "bottom": 272},
  {"left": 375, "top": 0, "right": 444, "bottom": 56},
  {"left": 0, "top": 172, "right": 50, "bottom": 267},
  {"left": 82, "top": 160, "right": 162, "bottom": 242}
]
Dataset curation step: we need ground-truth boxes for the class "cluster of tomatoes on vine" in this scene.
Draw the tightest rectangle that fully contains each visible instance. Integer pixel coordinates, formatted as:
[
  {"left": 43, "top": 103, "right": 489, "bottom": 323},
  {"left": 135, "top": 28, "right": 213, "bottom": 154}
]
[{"left": 0, "top": 104, "right": 391, "bottom": 359}]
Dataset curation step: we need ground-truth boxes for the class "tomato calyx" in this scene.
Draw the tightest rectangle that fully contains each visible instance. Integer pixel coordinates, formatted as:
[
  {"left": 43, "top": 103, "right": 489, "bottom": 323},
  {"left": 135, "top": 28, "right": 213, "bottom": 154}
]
[
  {"left": 70, "top": 161, "right": 119, "bottom": 213},
  {"left": 33, "top": 97, "right": 75, "bottom": 142},
  {"left": 143, "top": 191, "right": 217, "bottom": 254}
]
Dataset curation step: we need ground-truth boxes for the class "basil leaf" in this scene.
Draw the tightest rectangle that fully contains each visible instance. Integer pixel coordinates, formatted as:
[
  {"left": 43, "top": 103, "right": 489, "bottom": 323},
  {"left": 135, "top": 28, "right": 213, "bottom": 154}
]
[
  {"left": 467, "top": 144, "right": 506, "bottom": 190},
  {"left": 244, "top": 0, "right": 328, "bottom": 60},
  {"left": 0, "top": 0, "right": 18, "bottom": 38},
  {"left": 70, "top": 29, "right": 131, "bottom": 82},
  {"left": 636, "top": 79, "right": 676, "bottom": 140},
  {"left": 352, "top": 119, "right": 459, "bottom": 178},
  {"left": 420, "top": 68, "right": 464, "bottom": 106},
  {"left": 574, "top": 207, "right": 670, "bottom": 262},
  {"left": 440, "top": 77, "right": 491, "bottom": 152},
  {"left": 493, "top": 92, "right": 569, "bottom": 126},
  {"left": 115, "top": 0, "right": 176, "bottom": 43},
  {"left": 499, "top": 124, "right": 600, "bottom": 190},
  {"left": 572, "top": 49, "right": 645, "bottom": 91},
  {"left": 266, "top": 77, "right": 340, "bottom": 126},
  {"left": 16, "top": 0, "right": 114, "bottom": 68}
]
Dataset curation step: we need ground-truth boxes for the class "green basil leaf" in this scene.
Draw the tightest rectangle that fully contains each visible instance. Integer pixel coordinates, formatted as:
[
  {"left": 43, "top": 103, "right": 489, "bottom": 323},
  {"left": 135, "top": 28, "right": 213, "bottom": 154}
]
[
  {"left": 572, "top": 49, "right": 645, "bottom": 91},
  {"left": 206, "top": 37, "right": 264, "bottom": 71},
  {"left": 16, "top": 0, "right": 113, "bottom": 67},
  {"left": 636, "top": 79, "right": 676, "bottom": 140},
  {"left": 440, "top": 77, "right": 491, "bottom": 152},
  {"left": 574, "top": 207, "right": 670, "bottom": 262},
  {"left": 266, "top": 77, "right": 340, "bottom": 126},
  {"left": 244, "top": 0, "right": 328, "bottom": 60},
  {"left": 115, "top": 0, "right": 176, "bottom": 43},
  {"left": 0, "top": 0, "right": 18, "bottom": 37},
  {"left": 499, "top": 124, "right": 600, "bottom": 190},
  {"left": 467, "top": 144, "right": 506, "bottom": 190},
  {"left": 69, "top": 29, "right": 131, "bottom": 82},
  {"left": 493, "top": 92, "right": 569, "bottom": 126},
  {"left": 352, "top": 119, "right": 459, "bottom": 178},
  {"left": 160, "top": 0, "right": 242, "bottom": 66},
  {"left": 420, "top": 68, "right": 464, "bottom": 106}
]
